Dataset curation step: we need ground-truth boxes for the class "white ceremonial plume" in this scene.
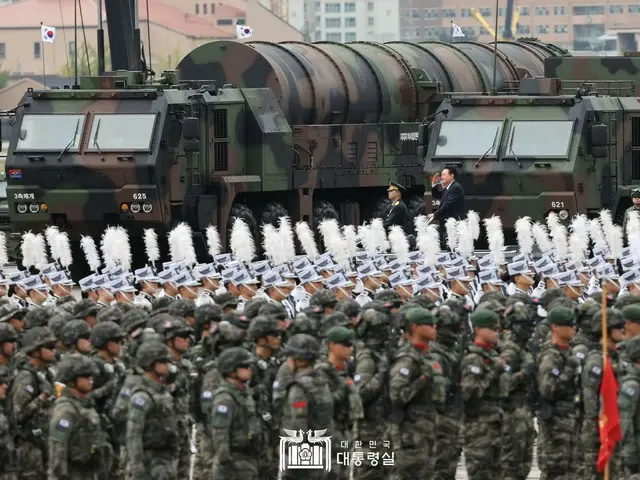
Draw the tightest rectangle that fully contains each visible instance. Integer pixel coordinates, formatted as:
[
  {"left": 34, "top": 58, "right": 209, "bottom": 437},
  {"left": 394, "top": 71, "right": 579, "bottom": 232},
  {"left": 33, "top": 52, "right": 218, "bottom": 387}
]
[
  {"left": 388, "top": 226, "right": 410, "bottom": 264},
  {"left": 319, "top": 218, "right": 349, "bottom": 267},
  {"left": 532, "top": 221, "right": 553, "bottom": 254},
  {"left": 415, "top": 215, "right": 439, "bottom": 267},
  {"left": 0, "top": 232, "right": 8, "bottom": 268},
  {"left": 230, "top": 218, "right": 256, "bottom": 264},
  {"left": 626, "top": 210, "right": 640, "bottom": 264},
  {"left": 588, "top": 219, "right": 609, "bottom": 255},
  {"left": 457, "top": 219, "right": 474, "bottom": 260},
  {"left": 568, "top": 214, "right": 589, "bottom": 264},
  {"left": 44, "top": 226, "right": 60, "bottom": 261},
  {"left": 514, "top": 217, "right": 534, "bottom": 257},
  {"left": 445, "top": 217, "right": 458, "bottom": 253},
  {"left": 101, "top": 227, "right": 121, "bottom": 271},
  {"left": 546, "top": 212, "right": 568, "bottom": 261},
  {"left": 54, "top": 230, "right": 73, "bottom": 269},
  {"left": 21, "top": 232, "right": 39, "bottom": 270},
  {"left": 80, "top": 235, "right": 102, "bottom": 273},
  {"left": 114, "top": 226, "right": 133, "bottom": 271},
  {"left": 168, "top": 223, "right": 197, "bottom": 267},
  {"left": 278, "top": 217, "right": 296, "bottom": 264},
  {"left": 370, "top": 218, "right": 390, "bottom": 253},
  {"left": 206, "top": 225, "right": 221, "bottom": 259},
  {"left": 358, "top": 223, "right": 376, "bottom": 255},
  {"left": 466, "top": 210, "right": 481, "bottom": 241},
  {"left": 484, "top": 216, "right": 505, "bottom": 265},
  {"left": 600, "top": 209, "right": 623, "bottom": 259},
  {"left": 33, "top": 233, "right": 48, "bottom": 272},
  {"left": 342, "top": 225, "right": 359, "bottom": 261},
  {"left": 262, "top": 224, "right": 283, "bottom": 265},
  {"left": 295, "top": 221, "right": 319, "bottom": 260},
  {"left": 144, "top": 229, "right": 160, "bottom": 264}
]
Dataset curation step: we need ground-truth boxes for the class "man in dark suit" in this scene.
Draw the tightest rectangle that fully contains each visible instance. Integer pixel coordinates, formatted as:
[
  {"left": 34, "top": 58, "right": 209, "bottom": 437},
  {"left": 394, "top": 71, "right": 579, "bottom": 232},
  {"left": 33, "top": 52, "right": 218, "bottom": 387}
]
[
  {"left": 428, "top": 166, "right": 465, "bottom": 223},
  {"left": 384, "top": 181, "right": 408, "bottom": 229}
]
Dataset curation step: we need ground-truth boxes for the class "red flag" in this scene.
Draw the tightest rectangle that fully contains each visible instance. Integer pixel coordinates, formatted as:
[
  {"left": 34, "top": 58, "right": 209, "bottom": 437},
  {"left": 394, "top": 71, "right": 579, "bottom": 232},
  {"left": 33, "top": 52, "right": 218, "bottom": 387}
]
[{"left": 597, "top": 356, "right": 622, "bottom": 472}]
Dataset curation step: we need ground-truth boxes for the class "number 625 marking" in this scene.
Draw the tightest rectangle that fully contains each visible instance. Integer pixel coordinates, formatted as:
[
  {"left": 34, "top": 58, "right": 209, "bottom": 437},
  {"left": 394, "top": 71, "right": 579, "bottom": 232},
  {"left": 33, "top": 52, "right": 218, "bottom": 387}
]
[{"left": 133, "top": 193, "right": 147, "bottom": 200}]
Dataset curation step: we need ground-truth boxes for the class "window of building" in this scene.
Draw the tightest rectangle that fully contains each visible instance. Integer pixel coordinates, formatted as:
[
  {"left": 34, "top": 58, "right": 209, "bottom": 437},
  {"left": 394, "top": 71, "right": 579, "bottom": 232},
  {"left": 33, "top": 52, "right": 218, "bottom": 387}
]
[
  {"left": 536, "top": 24, "right": 550, "bottom": 34},
  {"left": 555, "top": 24, "right": 568, "bottom": 33},
  {"left": 367, "top": 1, "right": 374, "bottom": 11},
  {"left": 535, "top": 6, "right": 549, "bottom": 15},
  {"left": 424, "top": 8, "right": 438, "bottom": 18},
  {"left": 325, "top": 2, "right": 340, "bottom": 13},
  {"left": 572, "top": 5, "right": 605, "bottom": 15},
  {"left": 573, "top": 23, "right": 605, "bottom": 38},
  {"left": 345, "top": 32, "right": 356, "bottom": 41},
  {"left": 461, "top": 8, "right": 472, "bottom": 17},
  {"left": 68, "top": 41, "right": 75, "bottom": 58},
  {"left": 203, "top": 3, "right": 207, "bottom": 14},
  {"left": 217, "top": 18, "right": 233, "bottom": 25},
  {"left": 554, "top": 6, "right": 565, "bottom": 14},
  {"left": 345, "top": 2, "right": 355, "bottom": 13},
  {"left": 498, "top": 7, "right": 504, "bottom": 16},
  {"left": 441, "top": 8, "right": 455, "bottom": 17},
  {"left": 236, "top": 17, "right": 245, "bottom": 24},
  {"left": 479, "top": 7, "right": 491, "bottom": 16},
  {"left": 517, "top": 24, "right": 530, "bottom": 34},
  {"left": 194, "top": 3, "right": 199, "bottom": 14},
  {"left": 211, "top": 4, "right": 215, "bottom": 13},
  {"left": 326, "top": 32, "right": 341, "bottom": 42},
  {"left": 609, "top": 5, "right": 624, "bottom": 13},
  {"left": 325, "top": 18, "right": 341, "bottom": 28},
  {"left": 33, "top": 42, "right": 41, "bottom": 59},
  {"left": 410, "top": 9, "right": 419, "bottom": 18},
  {"left": 368, "top": 16, "right": 374, "bottom": 26},
  {"left": 629, "top": 4, "right": 640, "bottom": 13},
  {"left": 520, "top": 6, "right": 529, "bottom": 15},
  {"left": 0, "top": 43, "right": 5, "bottom": 60},
  {"left": 479, "top": 27, "right": 488, "bottom": 35},
  {"left": 345, "top": 17, "right": 356, "bottom": 28}
]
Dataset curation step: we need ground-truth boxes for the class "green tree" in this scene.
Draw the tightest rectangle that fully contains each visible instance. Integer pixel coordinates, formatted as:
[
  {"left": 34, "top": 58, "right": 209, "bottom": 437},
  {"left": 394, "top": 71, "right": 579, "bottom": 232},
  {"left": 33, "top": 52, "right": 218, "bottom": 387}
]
[
  {"left": 0, "top": 64, "right": 10, "bottom": 90},
  {"left": 154, "top": 45, "right": 185, "bottom": 72},
  {"left": 60, "top": 43, "right": 111, "bottom": 77}
]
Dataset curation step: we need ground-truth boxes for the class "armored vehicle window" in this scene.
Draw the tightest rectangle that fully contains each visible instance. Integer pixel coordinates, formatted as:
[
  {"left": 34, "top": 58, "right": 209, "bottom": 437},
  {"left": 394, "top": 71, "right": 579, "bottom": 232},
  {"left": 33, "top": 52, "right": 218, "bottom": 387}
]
[
  {"left": 86, "top": 113, "right": 157, "bottom": 152},
  {"left": 434, "top": 120, "right": 503, "bottom": 158},
  {"left": 15, "top": 114, "right": 85, "bottom": 152},
  {"left": 505, "top": 120, "right": 574, "bottom": 158}
]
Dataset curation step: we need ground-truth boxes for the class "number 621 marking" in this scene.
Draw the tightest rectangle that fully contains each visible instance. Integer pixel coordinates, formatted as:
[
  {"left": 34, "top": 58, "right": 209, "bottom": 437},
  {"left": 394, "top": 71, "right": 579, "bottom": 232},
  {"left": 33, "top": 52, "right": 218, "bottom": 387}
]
[{"left": 551, "top": 201, "right": 565, "bottom": 208}]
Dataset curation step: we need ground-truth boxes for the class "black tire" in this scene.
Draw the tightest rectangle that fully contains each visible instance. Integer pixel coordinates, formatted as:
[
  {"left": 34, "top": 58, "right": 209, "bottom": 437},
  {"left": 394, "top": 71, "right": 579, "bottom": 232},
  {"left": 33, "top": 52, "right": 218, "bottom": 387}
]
[
  {"left": 313, "top": 201, "right": 340, "bottom": 231},
  {"left": 370, "top": 197, "right": 391, "bottom": 221},
  {"left": 404, "top": 195, "right": 425, "bottom": 234},
  {"left": 260, "top": 202, "right": 289, "bottom": 227},
  {"left": 227, "top": 203, "right": 259, "bottom": 249}
]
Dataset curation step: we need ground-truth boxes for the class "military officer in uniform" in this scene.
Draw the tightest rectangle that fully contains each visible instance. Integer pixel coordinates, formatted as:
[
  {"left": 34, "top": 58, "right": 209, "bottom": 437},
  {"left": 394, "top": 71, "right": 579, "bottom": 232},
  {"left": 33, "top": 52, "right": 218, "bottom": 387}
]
[
  {"left": 623, "top": 188, "right": 640, "bottom": 233},
  {"left": 384, "top": 182, "right": 408, "bottom": 229}
]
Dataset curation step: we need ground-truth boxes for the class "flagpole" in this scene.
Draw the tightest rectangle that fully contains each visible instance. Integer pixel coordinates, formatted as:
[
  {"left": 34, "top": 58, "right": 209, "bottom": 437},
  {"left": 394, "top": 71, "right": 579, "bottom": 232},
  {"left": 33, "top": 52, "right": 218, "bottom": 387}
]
[
  {"left": 492, "top": 0, "right": 499, "bottom": 94},
  {"left": 601, "top": 283, "right": 610, "bottom": 480},
  {"left": 74, "top": 0, "right": 78, "bottom": 86},
  {"left": 40, "top": 22, "right": 47, "bottom": 88}
]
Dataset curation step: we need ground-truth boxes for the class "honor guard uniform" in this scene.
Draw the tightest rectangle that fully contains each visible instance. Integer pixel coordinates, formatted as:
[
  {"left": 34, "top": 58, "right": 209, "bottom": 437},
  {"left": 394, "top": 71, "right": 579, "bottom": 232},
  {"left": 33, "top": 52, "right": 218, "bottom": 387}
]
[
  {"left": 21, "top": 275, "right": 51, "bottom": 308},
  {"left": 47, "top": 271, "right": 75, "bottom": 304},
  {"left": 132, "top": 267, "right": 160, "bottom": 310},
  {"left": 414, "top": 275, "right": 444, "bottom": 305},
  {"left": 232, "top": 270, "right": 261, "bottom": 311},
  {"left": 173, "top": 271, "right": 201, "bottom": 301},
  {"left": 474, "top": 270, "right": 505, "bottom": 305},
  {"left": 293, "top": 268, "right": 324, "bottom": 312},
  {"left": 8, "top": 271, "right": 29, "bottom": 308},
  {"left": 91, "top": 275, "right": 115, "bottom": 307},
  {"left": 387, "top": 270, "right": 415, "bottom": 302},
  {"left": 506, "top": 261, "right": 536, "bottom": 296},
  {"left": 110, "top": 276, "right": 138, "bottom": 305},
  {"left": 194, "top": 263, "right": 224, "bottom": 307},
  {"left": 444, "top": 267, "right": 475, "bottom": 310},
  {"left": 384, "top": 182, "right": 408, "bottom": 230},
  {"left": 354, "top": 262, "right": 384, "bottom": 307},
  {"left": 324, "top": 273, "right": 355, "bottom": 301},
  {"left": 157, "top": 268, "right": 181, "bottom": 300},
  {"left": 262, "top": 270, "right": 296, "bottom": 319}
]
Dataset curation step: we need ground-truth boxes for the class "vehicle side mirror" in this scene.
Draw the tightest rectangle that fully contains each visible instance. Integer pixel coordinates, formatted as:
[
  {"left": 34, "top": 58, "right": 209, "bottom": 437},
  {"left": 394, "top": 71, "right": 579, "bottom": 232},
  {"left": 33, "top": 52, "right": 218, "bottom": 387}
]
[
  {"left": 590, "top": 124, "right": 608, "bottom": 146},
  {"left": 182, "top": 117, "right": 199, "bottom": 153},
  {"left": 417, "top": 123, "right": 430, "bottom": 158}
]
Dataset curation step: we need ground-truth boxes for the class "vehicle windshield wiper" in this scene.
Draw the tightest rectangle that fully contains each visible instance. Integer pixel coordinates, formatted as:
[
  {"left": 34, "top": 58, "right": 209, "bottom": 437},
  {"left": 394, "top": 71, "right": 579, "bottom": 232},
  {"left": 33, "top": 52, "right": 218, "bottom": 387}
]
[
  {"left": 56, "top": 119, "right": 80, "bottom": 161},
  {"left": 474, "top": 128, "right": 499, "bottom": 168},
  {"left": 508, "top": 125, "right": 522, "bottom": 168},
  {"left": 92, "top": 119, "right": 104, "bottom": 159}
]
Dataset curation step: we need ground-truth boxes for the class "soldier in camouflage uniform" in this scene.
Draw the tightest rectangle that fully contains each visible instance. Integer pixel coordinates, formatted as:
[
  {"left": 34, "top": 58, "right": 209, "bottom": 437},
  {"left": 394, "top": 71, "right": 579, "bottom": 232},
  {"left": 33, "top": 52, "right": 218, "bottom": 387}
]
[
  {"left": 581, "top": 308, "right": 626, "bottom": 480},
  {"left": 619, "top": 336, "right": 640, "bottom": 479},
  {"left": 353, "top": 308, "right": 391, "bottom": 480},
  {"left": 247, "top": 315, "right": 282, "bottom": 478},
  {"left": 536, "top": 306, "right": 578, "bottom": 480},
  {"left": 431, "top": 304, "right": 464, "bottom": 480},
  {"left": 0, "top": 323, "right": 17, "bottom": 371},
  {"left": 48, "top": 354, "right": 111, "bottom": 480},
  {"left": 499, "top": 301, "right": 536, "bottom": 480},
  {"left": 210, "top": 347, "right": 262, "bottom": 480},
  {"left": 10, "top": 326, "right": 58, "bottom": 479},
  {"left": 460, "top": 309, "right": 505, "bottom": 480},
  {"left": 279, "top": 333, "right": 334, "bottom": 480},
  {"left": 157, "top": 316, "right": 194, "bottom": 478},
  {"left": 316, "top": 326, "right": 364, "bottom": 480},
  {"left": 59, "top": 320, "right": 93, "bottom": 358},
  {"left": 0, "top": 364, "right": 16, "bottom": 480},
  {"left": 89, "top": 321, "right": 126, "bottom": 479},
  {"left": 619, "top": 304, "right": 640, "bottom": 362},
  {"left": 389, "top": 307, "right": 446, "bottom": 480},
  {"left": 125, "top": 341, "right": 179, "bottom": 480}
]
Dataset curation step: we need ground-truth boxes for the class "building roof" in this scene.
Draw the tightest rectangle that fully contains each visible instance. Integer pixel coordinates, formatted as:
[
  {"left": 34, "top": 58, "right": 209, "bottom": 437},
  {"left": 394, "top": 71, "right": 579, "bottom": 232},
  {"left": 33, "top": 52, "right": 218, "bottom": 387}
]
[
  {"left": 0, "top": 0, "right": 233, "bottom": 38},
  {"left": 211, "top": 3, "right": 245, "bottom": 17}
]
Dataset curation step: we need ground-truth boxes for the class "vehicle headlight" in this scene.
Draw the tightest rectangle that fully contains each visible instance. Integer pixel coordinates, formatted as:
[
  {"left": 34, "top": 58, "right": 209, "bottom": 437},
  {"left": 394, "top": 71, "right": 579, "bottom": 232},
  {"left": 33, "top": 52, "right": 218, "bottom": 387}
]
[
  {"left": 29, "top": 203, "right": 40, "bottom": 213},
  {"left": 130, "top": 202, "right": 141, "bottom": 214},
  {"left": 142, "top": 202, "right": 153, "bottom": 213},
  {"left": 558, "top": 209, "right": 569, "bottom": 221},
  {"left": 16, "top": 203, "right": 27, "bottom": 214}
]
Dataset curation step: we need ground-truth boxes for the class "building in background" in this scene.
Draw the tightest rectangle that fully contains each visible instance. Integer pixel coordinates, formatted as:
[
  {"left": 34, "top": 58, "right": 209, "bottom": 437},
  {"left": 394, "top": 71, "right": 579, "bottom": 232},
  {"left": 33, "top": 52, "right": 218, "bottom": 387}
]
[{"left": 399, "top": 0, "right": 639, "bottom": 53}]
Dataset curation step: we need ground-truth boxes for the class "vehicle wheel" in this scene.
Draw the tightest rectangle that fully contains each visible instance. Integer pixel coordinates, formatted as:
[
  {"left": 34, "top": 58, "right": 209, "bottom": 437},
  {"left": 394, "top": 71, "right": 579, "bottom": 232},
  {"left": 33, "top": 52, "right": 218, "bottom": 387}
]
[
  {"left": 404, "top": 195, "right": 425, "bottom": 235},
  {"left": 260, "top": 202, "right": 289, "bottom": 227}
]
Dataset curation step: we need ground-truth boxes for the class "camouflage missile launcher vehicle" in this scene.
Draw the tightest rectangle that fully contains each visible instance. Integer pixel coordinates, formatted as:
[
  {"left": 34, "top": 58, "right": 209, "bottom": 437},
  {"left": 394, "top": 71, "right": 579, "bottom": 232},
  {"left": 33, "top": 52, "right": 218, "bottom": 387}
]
[
  {"left": 3, "top": 38, "right": 566, "bottom": 260},
  {"left": 421, "top": 53, "right": 640, "bottom": 229}
]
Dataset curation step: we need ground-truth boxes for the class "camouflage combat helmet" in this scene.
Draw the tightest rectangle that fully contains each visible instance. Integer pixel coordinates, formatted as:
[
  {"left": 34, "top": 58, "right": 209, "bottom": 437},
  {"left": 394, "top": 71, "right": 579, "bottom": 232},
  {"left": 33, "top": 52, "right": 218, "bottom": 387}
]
[
  {"left": 335, "top": 299, "right": 361, "bottom": 318},
  {"left": 0, "top": 303, "right": 27, "bottom": 323},
  {"left": 322, "top": 312, "right": 350, "bottom": 334},
  {"left": 540, "top": 288, "right": 567, "bottom": 309},
  {"left": 22, "top": 326, "right": 57, "bottom": 354},
  {"left": 0, "top": 323, "right": 18, "bottom": 343},
  {"left": 96, "top": 306, "right": 123, "bottom": 325},
  {"left": 167, "top": 299, "right": 196, "bottom": 319},
  {"left": 0, "top": 364, "right": 9, "bottom": 384},
  {"left": 356, "top": 308, "right": 390, "bottom": 338},
  {"left": 56, "top": 297, "right": 76, "bottom": 308},
  {"left": 60, "top": 319, "right": 92, "bottom": 347},
  {"left": 258, "top": 302, "right": 287, "bottom": 320},
  {"left": 90, "top": 321, "right": 125, "bottom": 349},
  {"left": 592, "top": 308, "right": 625, "bottom": 334},
  {"left": 48, "top": 313, "right": 73, "bottom": 339},
  {"left": 575, "top": 298, "right": 600, "bottom": 332},
  {"left": 151, "top": 296, "right": 175, "bottom": 313},
  {"left": 283, "top": 333, "right": 321, "bottom": 361},
  {"left": 114, "top": 303, "right": 136, "bottom": 314},
  {"left": 434, "top": 304, "right": 461, "bottom": 331},
  {"left": 25, "top": 307, "right": 56, "bottom": 329},
  {"left": 625, "top": 336, "right": 640, "bottom": 362},
  {"left": 443, "top": 297, "right": 469, "bottom": 317},
  {"left": 58, "top": 300, "right": 78, "bottom": 315},
  {"left": 373, "top": 290, "right": 403, "bottom": 309},
  {"left": 506, "top": 292, "right": 536, "bottom": 308},
  {"left": 222, "top": 312, "right": 250, "bottom": 330},
  {"left": 217, "top": 346, "right": 255, "bottom": 375},
  {"left": 194, "top": 304, "right": 223, "bottom": 328},
  {"left": 547, "top": 297, "right": 574, "bottom": 312},
  {"left": 248, "top": 315, "right": 281, "bottom": 341},
  {"left": 309, "top": 289, "right": 338, "bottom": 309},
  {"left": 243, "top": 298, "right": 269, "bottom": 319},
  {"left": 408, "top": 294, "right": 437, "bottom": 310},
  {"left": 476, "top": 300, "right": 506, "bottom": 315},
  {"left": 122, "top": 309, "right": 147, "bottom": 334},
  {"left": 288, "top": 313, "right": 317, "bottom": 336},
  {"left": 214, "top": 292, "right": 239, "bottom": 309},
  {"left": 73, "top": 299, "right": 100, "bottom": 319},
  {"left": 136, "top": 341, "right": 171, "bottom": 370},
  {"left": 56, "top": 353, "right": 97, "bottom": 385},
  {"left": 477, "top": 292, "right": 506, "bottom": 306},
  {"left": 614, "top": 293, "right": 640, "bottom": 310},
  {"left": 158, "top": 317, "right": 193, "bottom": 341},
  {"left": 211, "top": 321, "right": 246, "bottom": 351}
]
